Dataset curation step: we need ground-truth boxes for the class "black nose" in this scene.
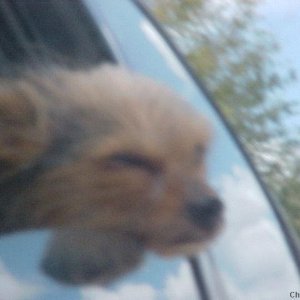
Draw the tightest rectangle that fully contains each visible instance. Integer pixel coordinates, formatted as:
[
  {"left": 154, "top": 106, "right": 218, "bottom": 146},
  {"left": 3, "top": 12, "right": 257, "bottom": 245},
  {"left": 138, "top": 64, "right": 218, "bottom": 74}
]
[{"left": 186, "top": 197, "right": 223, "bottom": 228}]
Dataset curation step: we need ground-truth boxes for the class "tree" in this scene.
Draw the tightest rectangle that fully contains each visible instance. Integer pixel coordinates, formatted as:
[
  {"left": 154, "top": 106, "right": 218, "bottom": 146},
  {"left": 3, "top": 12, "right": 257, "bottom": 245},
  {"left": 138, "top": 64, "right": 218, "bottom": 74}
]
[{"left": 142, "top": 0, "right": 300, "bottom": 235}]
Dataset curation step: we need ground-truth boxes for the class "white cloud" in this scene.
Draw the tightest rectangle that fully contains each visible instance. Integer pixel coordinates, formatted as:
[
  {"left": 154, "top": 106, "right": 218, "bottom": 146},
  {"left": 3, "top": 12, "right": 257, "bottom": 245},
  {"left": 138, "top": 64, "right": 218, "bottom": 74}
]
[
  {"left": 0, "top": 259, "right": 42, "bottom": 300},
  {"left": 218, "top": 165, "right": 268, "bottom": 231},
  {"left": 212, "top": 165, "right": 300, "bottom": 300},
  {"left": 81, "top": 283, "right": 157, "bottom": 300},
  {"left": 228, "top": 219, "right": 287, "bottom": 282},
  {"left": 81, "top": 261, "right": 199, "bottom": 300},
  {"left": 163, "top": 262, "right": 198, "bottom": 300}
]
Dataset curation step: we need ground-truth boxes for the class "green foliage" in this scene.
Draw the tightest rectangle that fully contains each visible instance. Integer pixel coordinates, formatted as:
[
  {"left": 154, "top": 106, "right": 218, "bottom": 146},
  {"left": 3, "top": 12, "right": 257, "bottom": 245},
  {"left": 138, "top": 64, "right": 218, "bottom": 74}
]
[{"left": 142, "top": 0, "right": 300, "bottom": 235}]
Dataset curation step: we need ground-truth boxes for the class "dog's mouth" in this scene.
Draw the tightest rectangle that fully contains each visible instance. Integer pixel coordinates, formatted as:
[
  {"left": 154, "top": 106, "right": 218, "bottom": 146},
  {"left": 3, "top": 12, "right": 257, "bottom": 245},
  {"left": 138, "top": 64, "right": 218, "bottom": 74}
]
[{"left": 145, "top": 217, "right": 224, "bottom": 256}]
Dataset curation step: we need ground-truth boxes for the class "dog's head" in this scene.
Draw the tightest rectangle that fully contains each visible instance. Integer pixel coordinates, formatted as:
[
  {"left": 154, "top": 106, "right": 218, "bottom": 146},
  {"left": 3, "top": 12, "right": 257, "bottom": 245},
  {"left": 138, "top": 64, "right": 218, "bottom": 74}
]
[
  {"left": 9, "top": 65, "right": 224, "bottom": 284},
  {"left": 32, "top": 65, "right": 223, "bottom": 254}
]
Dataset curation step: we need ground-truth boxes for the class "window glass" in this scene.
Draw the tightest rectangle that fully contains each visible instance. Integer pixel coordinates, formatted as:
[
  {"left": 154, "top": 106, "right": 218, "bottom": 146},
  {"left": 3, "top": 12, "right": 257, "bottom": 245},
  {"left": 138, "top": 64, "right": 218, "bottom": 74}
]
[
  {"left": 140, "top": 0, "right": 300, "bottom": 238},
  {"left": 86, "top": 1, "right": 300, "bottom": 299}
]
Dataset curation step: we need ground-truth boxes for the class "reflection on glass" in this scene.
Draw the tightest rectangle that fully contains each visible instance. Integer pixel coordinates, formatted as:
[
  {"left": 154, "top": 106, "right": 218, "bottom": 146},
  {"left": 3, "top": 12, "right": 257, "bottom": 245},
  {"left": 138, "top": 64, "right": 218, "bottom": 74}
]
[
  {"left": 0, "top": 233, "right": 200, "bottom": 300},
  {"left": 205, "top": 166, "right": 299, "bottom": 299},
  {"left": 81, "top": 258, "right": 200, "bottom": 300},
  {"left": 144, "top": 0, "right": 300, "bottom": 298},
  {"left": 142, "top": 0, "right": 300, "bottom": 238}
]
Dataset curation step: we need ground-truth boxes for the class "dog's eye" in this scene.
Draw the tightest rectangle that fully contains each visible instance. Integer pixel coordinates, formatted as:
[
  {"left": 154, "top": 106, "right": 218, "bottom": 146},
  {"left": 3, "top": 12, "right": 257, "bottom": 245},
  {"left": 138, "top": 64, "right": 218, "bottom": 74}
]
[{"left": 104, "top": 153, "right": 159, "bottom": 173}]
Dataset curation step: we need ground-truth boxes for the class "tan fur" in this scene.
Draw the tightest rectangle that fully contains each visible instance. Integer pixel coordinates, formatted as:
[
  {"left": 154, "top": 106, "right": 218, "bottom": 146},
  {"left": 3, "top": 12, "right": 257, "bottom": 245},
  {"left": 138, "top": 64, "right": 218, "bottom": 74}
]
[{"left": 0, "top": 64, "right": 223, "bottom": 285}]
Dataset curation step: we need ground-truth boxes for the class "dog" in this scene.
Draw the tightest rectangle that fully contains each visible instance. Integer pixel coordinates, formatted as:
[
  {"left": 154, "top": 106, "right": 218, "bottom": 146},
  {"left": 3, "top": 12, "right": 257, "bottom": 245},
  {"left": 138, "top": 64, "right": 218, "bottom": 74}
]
[{"left": 0, "top": 64, "right": 223, "bottom": 285}]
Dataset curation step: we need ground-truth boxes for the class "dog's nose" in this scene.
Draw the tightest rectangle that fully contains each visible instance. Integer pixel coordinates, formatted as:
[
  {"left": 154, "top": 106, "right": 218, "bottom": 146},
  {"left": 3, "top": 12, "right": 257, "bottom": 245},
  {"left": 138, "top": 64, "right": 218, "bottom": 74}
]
[{"left": 186, "top": 197, "right": 223, "bottom": 228}]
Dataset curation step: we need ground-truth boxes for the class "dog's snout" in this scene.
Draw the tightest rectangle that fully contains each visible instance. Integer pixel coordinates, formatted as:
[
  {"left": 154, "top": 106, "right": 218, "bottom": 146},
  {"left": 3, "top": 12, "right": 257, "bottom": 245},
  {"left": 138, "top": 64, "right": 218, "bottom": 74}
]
[{"left": 186, "top": 196, "right": 223, "bottom": 228}]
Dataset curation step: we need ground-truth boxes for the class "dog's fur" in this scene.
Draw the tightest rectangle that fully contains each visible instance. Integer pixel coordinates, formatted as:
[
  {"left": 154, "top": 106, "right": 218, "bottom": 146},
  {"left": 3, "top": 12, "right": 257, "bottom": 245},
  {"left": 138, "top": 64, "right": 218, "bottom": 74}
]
[{"left": 0, "top": 64, "right": 223, "bottom": 285}]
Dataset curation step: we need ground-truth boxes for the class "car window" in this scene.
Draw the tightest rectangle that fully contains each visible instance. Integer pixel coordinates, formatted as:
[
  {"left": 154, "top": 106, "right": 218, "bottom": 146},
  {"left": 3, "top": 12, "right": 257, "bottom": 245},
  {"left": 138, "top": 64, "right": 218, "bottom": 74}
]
[
  {"left": 140, "top": 0, "right": 300, "bottom": 241},
  {"left": 0, "top": 1, "right": 299, "bottom": 300},
  {"left": 0, "top": 0, "right": 114, "bottom": 74},
  {"left": 136, "top": 0, "right": 300, "bottom": 298}
]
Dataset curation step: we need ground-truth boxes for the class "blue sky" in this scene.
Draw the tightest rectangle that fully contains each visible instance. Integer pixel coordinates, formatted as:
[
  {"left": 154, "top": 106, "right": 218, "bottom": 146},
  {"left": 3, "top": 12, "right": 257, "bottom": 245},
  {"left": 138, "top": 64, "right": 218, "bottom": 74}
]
[
  {"left": 258, "top": 0, "right": 300, "bottom": 128},
  {"left": 259, "top": 0, "right": 300, "bottom": 75}
]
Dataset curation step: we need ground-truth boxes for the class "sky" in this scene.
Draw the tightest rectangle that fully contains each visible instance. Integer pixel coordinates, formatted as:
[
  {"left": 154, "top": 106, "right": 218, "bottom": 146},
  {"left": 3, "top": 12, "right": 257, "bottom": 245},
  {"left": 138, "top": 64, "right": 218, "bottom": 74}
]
[
  {"left": 258, "top": 0, "right": 300, "bottom": 110},
  {"left": 260, "top": 0, "right": 300, "bottom": 70}
]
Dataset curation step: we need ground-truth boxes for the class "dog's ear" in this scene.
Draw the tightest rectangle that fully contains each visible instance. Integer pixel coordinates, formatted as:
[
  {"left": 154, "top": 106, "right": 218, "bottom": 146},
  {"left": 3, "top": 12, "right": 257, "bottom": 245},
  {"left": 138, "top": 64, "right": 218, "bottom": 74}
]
[
  {"left": 41, "top": 229, "right": 145, "bottom": 285},
  {"left": 0, "top": 82, "right": 49, "bottom": 180}
]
